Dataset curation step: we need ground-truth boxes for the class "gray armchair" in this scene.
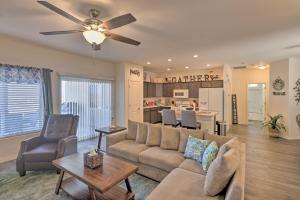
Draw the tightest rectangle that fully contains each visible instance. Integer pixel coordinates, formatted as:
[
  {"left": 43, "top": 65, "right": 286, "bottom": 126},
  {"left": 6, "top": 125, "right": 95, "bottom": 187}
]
[{"left": 16, "top": 114, "right": 79, "bottom": 176}]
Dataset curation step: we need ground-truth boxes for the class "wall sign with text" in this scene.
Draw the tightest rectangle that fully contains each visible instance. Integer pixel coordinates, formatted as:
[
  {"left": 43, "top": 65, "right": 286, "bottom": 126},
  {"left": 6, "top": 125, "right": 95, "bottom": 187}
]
[
  {"left": 130, "top": 68, "right": 141, "bottom": 77},
  {"left": 272, "top": 77, "right": 286, "bottom": 96},
  {"left": 165, "top": 72, "right": 220, "bottom": 83}
]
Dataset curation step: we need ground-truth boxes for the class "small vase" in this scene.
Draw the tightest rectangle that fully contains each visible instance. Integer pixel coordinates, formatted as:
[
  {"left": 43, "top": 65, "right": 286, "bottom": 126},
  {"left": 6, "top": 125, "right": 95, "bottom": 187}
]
[{"left": 269, "top": 128, "right": 281, "bottom": 138}]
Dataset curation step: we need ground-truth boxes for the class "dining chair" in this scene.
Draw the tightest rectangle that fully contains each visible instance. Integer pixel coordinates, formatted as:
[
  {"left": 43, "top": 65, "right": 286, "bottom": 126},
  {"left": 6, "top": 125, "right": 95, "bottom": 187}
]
[
  {"left": 181, "top": 110, "right": 201, "bottom": 129},
  {"left": 162, "top": 109, "right": 180, "bottom": 127}
]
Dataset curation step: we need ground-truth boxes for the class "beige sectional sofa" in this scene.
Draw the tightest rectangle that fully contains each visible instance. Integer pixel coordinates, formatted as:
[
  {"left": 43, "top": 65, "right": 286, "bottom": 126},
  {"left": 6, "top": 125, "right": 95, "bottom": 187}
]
[{"left": 106, "top": 121, "right": 245, "bottom": 200}]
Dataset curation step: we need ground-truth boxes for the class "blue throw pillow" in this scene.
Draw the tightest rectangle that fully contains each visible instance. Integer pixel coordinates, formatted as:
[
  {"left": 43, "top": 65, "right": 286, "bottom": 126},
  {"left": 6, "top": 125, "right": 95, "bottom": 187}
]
[
  {"left": 202, "top": 141, "right": 219, "bottom": 172},
  {"left": 184, "top": 135, "right": 210, "bottom": 162}
]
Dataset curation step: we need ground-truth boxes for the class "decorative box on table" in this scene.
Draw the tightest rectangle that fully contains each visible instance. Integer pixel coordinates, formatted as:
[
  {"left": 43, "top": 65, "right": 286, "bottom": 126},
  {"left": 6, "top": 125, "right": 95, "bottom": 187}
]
[{"left": 83, "top": 150, "right": 103, "bottom": 169}]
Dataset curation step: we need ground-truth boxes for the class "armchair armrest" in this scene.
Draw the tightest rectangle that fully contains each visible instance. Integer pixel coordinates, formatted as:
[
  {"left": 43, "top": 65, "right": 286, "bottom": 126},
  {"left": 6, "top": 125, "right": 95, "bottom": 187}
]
[
  {"left": 17, "top": 136, "right": 41, "bottom": 157},
  {"left": 56, "top": 135, "right": 78, "bottom": 158},
  {"left": 105, "top": 130, "right": 127, "bottom": 149},
  {"left": 16, "top": 136, "right": 41, "bottom": 174}
]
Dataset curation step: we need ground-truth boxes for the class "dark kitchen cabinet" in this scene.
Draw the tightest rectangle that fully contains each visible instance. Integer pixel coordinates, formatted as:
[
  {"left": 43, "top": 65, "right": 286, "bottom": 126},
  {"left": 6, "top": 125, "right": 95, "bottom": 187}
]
[
  {"left": 148, "top": 83, "right": 156, "bottom": 97},
  {"left": 143, "top": 82, "right": 148, "bottom": 98},
  {"left": 202, "top": 80, "right": 223, "bottom": 88},
  {"left": 150, "top": 107, "right": 159, "bottom": 123},
  {"left": 156, "top": 83, "right": 163, "bottom": 97},
  {"left": 163, "top": 83, "right": 175, "bottom": 97},
  {"left": 174, "top": 82, "right": 189, "bottom": 89},
  {"left": 144, "top": 108, "right": 150, "bottom": 123},
  {"left": 188, "top": 82, "right": 202, "bottom": 98},
  {"left": 144, "top": 82, "right": 157, "bottom": 98}
]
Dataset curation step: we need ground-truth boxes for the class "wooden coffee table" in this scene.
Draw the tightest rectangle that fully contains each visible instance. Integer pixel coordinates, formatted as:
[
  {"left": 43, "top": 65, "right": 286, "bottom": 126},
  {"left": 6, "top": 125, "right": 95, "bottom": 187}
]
[{"left": 52, "top": 153, "right": 138, "bottom": 200}]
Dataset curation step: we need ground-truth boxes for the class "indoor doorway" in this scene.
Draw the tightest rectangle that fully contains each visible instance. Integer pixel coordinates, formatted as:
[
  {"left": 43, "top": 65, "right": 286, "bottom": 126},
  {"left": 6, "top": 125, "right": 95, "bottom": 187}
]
[{"left": 248, "top": 83, "right": 266, "bottom": 123}]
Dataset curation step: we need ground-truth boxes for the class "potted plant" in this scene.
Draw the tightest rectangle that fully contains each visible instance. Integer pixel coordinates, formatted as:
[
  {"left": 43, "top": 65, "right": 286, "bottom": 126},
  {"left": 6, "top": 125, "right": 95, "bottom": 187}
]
[{"left": 262, "top": 114, "right": 286, "bottom": 137}]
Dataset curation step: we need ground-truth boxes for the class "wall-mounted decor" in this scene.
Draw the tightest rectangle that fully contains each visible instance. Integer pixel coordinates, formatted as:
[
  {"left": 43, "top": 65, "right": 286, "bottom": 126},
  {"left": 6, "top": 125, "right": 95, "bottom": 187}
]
[
  {"left": 297, "top": 114, "right": 300, "bottom": 129},
  {"left": 272, "top": 77, "right": 286, "bottom": 96},
  {"left": 165, "top": 71, "right": 220, "bottom": 83},
  {"left": 293, "top": 78, "right": 300, "bottom": 105},
  {"left": 130, "top": 68, "right": 140, "bottom": 77}
]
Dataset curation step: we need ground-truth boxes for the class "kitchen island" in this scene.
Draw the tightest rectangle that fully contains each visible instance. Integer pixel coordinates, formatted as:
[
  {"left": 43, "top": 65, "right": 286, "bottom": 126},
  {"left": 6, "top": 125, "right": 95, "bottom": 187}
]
[{"left": 159, "top": 110, "right": 218, "bottom": 134}]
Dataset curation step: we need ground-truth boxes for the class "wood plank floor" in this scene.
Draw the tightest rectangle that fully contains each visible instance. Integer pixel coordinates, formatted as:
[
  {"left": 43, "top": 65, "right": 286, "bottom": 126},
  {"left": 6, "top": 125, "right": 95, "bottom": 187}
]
[
  {"left": 228, "top": 122, "right": 300, "bottom": 200},
  {"left": 1, "top": 123, "right": 300, "bottom": 200}
]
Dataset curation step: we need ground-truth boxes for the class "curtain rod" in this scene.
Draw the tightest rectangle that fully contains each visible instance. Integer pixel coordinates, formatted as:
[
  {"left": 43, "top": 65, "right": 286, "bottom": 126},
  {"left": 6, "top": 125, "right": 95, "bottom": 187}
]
[{"left": 0, "top": 63, "right": 53, "bottom": 72}]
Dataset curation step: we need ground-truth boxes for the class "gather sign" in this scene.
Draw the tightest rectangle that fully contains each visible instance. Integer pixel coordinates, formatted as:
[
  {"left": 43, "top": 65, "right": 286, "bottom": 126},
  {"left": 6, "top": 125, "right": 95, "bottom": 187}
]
[{"left": 165, "top": 73, "right": 220, "bottom": 83}]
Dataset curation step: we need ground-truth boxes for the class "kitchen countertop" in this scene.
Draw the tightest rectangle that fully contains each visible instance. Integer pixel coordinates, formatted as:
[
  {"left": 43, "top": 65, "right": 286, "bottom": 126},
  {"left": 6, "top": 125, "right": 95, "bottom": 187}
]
[
  {"left": 158, "top": 110, "right": 218, "bottom": 117},
  {"left": 143, "top": 105, "right": 170, "bottom": 109}
]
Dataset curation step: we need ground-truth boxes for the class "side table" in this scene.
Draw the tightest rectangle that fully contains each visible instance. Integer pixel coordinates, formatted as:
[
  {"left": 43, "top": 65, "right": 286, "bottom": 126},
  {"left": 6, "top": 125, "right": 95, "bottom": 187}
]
[{"left": 95, "top": 126, "right": 126, "bottom": 152}]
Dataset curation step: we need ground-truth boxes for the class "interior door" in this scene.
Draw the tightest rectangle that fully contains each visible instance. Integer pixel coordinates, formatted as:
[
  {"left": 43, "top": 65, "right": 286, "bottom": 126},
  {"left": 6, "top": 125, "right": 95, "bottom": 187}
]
[{"left": 129, "top": 80, "right": 141, "bottom": 121}]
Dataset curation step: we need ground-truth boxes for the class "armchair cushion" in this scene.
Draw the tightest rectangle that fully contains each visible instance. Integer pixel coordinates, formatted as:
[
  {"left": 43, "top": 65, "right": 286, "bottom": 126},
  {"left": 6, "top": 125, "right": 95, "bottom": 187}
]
[
  {"left": 43, "top": 115, "right": 74, "bottom": 141},
  {"left": 22, "top": 143, "right": 57, "bottom": 162}
]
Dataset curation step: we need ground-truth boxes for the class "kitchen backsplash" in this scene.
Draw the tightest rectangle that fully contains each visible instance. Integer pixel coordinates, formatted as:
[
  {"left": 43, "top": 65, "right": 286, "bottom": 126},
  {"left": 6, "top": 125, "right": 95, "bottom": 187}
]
[{"left": 144, "top": 97, "right": 198, "bottom": 107}]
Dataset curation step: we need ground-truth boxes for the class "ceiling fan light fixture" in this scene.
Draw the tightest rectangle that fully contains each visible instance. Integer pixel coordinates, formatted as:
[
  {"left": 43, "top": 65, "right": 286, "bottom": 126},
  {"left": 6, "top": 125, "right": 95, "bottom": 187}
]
[{"left": 83, "top": 30, "right": 105, "bottom": 45}]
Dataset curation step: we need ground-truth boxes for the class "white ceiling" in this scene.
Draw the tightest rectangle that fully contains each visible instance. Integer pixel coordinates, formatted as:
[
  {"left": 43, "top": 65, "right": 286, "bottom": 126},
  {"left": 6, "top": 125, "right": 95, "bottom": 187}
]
[{"left": 2, "top": 0, "right": 300, "bottom": 72}]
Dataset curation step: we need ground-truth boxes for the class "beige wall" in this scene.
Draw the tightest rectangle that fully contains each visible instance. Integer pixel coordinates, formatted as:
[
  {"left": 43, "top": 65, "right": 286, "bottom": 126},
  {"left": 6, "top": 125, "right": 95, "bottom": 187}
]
[
  {"left": 288, "top": 58, "right": 300, "bottom": 139},
  {"left": 0, "top": 34, "right": 116, "bottom": 163},
  {"left": 270, "top": 58, "right": 300, "bottom": 139},
  {"left": 232, "top": 68, "right": 270, "bottom": 125},
  {"left": 115, "top": 63, "right": 144, "bottom": 127}
]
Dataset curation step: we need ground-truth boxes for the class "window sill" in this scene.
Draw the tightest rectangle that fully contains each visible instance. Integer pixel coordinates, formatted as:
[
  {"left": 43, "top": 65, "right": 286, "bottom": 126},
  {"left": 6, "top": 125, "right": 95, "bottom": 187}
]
[{"left": 0, "top": 130, "right": 41, "bottom": 140}]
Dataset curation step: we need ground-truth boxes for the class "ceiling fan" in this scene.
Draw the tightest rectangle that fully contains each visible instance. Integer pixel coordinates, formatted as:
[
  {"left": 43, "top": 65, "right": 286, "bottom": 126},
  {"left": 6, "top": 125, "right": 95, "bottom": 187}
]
[{"left": 37, "top": 1, "right": 141, "bottom": 50}]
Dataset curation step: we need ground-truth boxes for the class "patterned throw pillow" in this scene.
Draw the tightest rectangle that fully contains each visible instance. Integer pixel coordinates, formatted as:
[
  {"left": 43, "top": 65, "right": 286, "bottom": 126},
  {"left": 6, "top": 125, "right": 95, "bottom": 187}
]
[
  {"left": 202, "top": 141, "right": 219, "bottom": 172},
  {"left": 184, "top": 135, "right": 210, "bottom": 161}
]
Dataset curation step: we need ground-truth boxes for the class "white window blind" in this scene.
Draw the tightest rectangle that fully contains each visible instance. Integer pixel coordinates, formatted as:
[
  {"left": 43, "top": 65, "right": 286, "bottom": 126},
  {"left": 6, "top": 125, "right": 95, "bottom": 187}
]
[
  {"left": 0, "top": 82, "right": 44, "bottom": 137},
  {"left": 60, "top": 76, "right": 112, "bottom": 141}
]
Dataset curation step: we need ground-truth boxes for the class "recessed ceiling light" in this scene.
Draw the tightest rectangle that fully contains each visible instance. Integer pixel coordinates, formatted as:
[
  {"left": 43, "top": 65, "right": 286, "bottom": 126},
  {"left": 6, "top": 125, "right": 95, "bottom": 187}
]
[
  {"left": 167, "top": 68, "right": 171, "bottom": 71},
  {"left": 185, "top": 66, "right": 189, "bottom": 69},
  {"left": 193, "top": 54, "right": 199, "bottom": 58},
  {"left": 167, "top": 58, "right": 172, "bottom": 62},
  {"left": 258, "top": 65, "right": 266, "bottom": 70},
  {"left": 206, "top": 64, "right": 211, "bottom": 67},
  {"left": 147, "top": 61, "right": 151, "bottom": 65}
]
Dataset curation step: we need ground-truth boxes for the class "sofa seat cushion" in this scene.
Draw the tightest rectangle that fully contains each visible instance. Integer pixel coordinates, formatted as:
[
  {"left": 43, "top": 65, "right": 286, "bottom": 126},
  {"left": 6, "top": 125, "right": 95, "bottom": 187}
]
[
  {"left": 23, "top": 143, "right": 57, "bottom": 162},
  {"left": 146, "top": 168, "right": 224, "bottom": 200},
  {"left": 179, "top": 159, "right": 205, "bottom": 175},
  {"left": 139, "top": 147, "right": 184, "bottom": 172},
  {"left": 108, "top": 140, "right": 148, "bottom": 162}
]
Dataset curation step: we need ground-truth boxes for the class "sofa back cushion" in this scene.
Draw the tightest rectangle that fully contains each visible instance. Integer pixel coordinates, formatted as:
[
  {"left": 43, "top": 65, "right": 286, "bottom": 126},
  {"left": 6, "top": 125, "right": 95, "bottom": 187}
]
[
  {"left": 178, "top": 128, "right": 205, "bottom": 153},
  {"left": 136, "top": 122, "right": 148, "bottom": 144},
  {"left": 160, "top": 126, "right": 180, "bottom": 150},
  {"left": 127, "top": 120, "right": 138, "bottom": 140},
  {"left": 204, "top": 133, "right": 231, "bottom": 147},
  {"left": 204, "top": 138, "right": 241, "bottom": 196},
  {"left": 146, "top": 124, "right": 162, "bottom": 146}
]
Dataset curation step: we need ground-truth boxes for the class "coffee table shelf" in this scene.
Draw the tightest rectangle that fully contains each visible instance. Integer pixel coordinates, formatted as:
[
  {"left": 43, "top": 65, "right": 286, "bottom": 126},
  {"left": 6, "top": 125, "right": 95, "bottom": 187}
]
[{"left": 61, "top": 177, "right": 134, "bottom": 200}]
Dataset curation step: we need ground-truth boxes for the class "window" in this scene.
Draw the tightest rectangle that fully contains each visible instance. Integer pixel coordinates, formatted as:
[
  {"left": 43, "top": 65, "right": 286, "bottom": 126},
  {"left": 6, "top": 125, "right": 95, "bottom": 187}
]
[
  {"left": 60, "top": 76, "right": 112, "bottom": 141},
  {"left": 0, "top": 80, "right": 44, "bottom": 137}
]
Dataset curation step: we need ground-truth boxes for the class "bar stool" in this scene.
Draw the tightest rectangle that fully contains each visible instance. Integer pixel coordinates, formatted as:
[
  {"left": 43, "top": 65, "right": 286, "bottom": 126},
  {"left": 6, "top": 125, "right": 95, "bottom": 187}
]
[
  {"left": 181, "top": 110, "right": 201, "bottom": 129},
  {"left": 162, "top": 109, "right": 181, "bottom": 127}
]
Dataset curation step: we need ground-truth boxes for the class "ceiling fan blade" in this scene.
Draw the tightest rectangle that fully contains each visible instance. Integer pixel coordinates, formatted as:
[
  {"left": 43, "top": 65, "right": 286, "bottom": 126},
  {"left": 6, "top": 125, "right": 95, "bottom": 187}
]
[
  {"left": 105, "top": 32, "right": 141, "bottom": 46},
  {"left": 284, "top": 44, "right": 300, "bottom": 49},
  {"left": 102, "top": 13, "right": 136, "bottom": 30},
  {"left": 37, "top": 1, "right": 84, "bottom": 25},
  {"left": 40, "top": 30, "right": 83, "bottom": 35}
]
